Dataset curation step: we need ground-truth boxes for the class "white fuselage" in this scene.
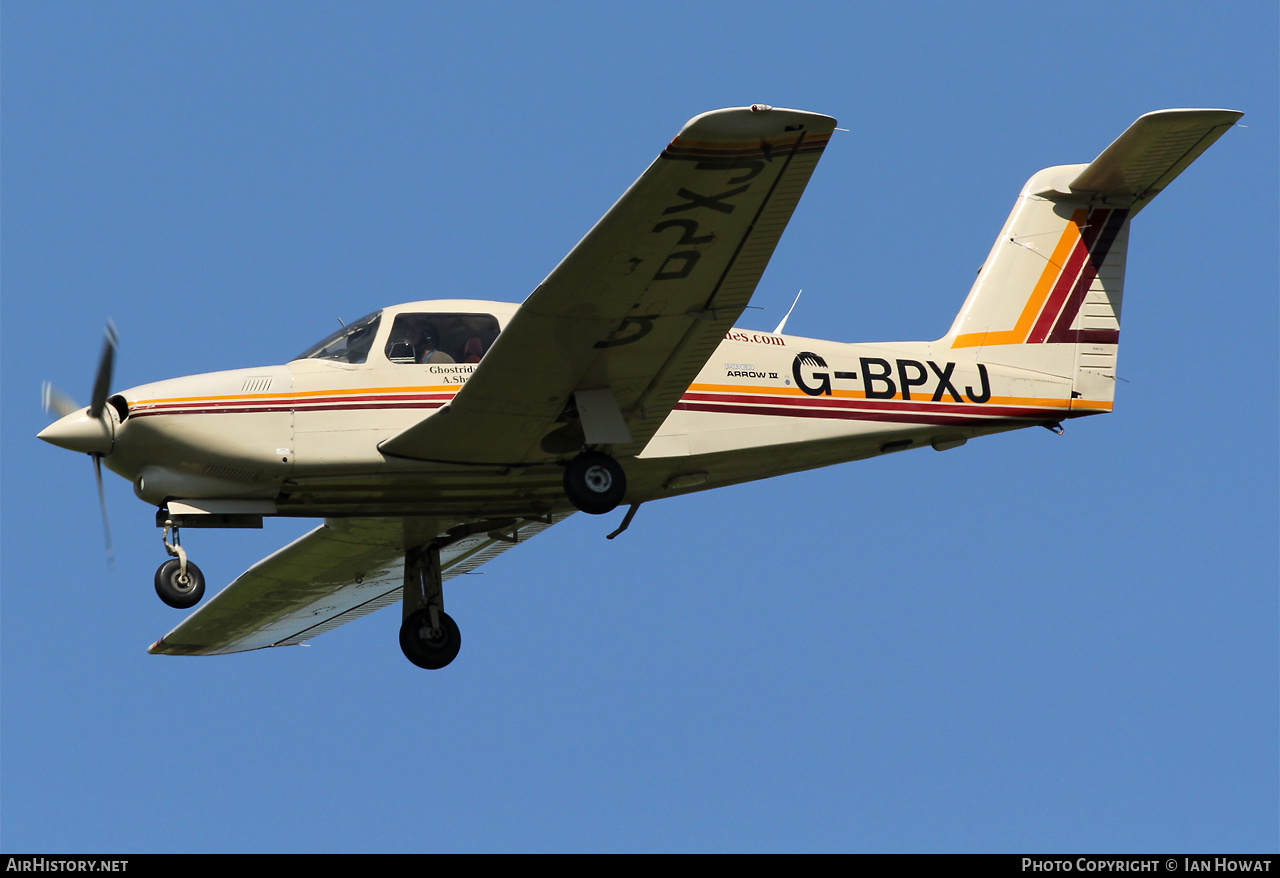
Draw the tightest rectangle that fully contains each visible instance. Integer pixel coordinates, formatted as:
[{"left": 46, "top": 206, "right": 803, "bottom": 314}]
[{"left": 89, "top": 298, "right": 1101, "bottom": 521}]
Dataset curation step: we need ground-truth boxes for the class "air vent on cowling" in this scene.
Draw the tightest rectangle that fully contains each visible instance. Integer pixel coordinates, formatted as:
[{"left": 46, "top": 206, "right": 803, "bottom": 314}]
[
  {"left": 240, "top": 377, "right": 273, "bottom": 393},
  {"left": 201, "top": 464, "right": 262, "bottom": 482}
]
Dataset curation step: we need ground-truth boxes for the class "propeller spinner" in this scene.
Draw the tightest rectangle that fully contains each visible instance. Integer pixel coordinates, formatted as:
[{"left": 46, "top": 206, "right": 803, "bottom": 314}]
[{"left": 38, "top": 321, "right": 118, "bottom": 564}]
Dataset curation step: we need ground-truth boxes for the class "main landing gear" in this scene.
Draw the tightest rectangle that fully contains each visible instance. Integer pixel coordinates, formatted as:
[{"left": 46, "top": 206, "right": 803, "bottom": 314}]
[
  {"left": 563, "top": 451, "right": 626, "bottom": 515},
  {"left": 400, "top": 543, "right": 461, "bottom": 670},
  {"left": 155, "top": 520, "right": 205, "bottom": 609}
]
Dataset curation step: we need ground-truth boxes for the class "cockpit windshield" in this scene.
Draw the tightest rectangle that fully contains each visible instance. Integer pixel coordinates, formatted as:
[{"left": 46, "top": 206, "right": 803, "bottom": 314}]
[{"left": 294, "top": 311, "right": 382, "bottom": 363}]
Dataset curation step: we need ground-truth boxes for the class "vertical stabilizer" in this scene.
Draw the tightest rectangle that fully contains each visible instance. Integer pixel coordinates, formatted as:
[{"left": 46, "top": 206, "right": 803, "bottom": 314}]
[{"left": 941, "top": 109, "right": 1241, "bottom": 413}]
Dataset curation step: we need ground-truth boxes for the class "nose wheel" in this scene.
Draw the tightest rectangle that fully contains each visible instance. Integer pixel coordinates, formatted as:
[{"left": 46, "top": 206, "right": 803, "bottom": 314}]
[
  {"left": 155, "top": 519, "right": 206, "bottom": 609},
  {"left": 155, "top": 558, "right": 206, "bottom": 609},
  {"left": 563, "top": 451, "right": 626, "bottom": 515}
]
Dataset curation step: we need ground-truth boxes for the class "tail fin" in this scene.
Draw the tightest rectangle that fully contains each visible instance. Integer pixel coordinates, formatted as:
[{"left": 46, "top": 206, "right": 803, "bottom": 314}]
[{"left": 942, "top": 109, "right": 1241, "bottom": 412}]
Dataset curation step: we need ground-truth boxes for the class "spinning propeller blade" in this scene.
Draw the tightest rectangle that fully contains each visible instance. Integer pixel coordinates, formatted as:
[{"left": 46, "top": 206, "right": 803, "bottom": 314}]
[
  {"left": 41, "top": 382, "right": 80, "bottom": 418},
  {"left": 93, "top": 453, "right": 116, "bottom": 566},
  {"left": 40, "top": 321, "right": 120, "bottom": 567},
  {"left": 87, "top": 321, "right": 118, "bottom": 420}
]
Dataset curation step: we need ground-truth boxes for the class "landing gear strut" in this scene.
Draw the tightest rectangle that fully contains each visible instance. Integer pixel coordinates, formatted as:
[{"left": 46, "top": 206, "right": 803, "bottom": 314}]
[
  {"left": 155, "top": 520, "right": 205, "bottom": 609},
  {"left": 563, "top": 451, "right": 626, "bottom": 515},
  {"left": 399, "top": 542, "right": 461, "bottom": 669}
]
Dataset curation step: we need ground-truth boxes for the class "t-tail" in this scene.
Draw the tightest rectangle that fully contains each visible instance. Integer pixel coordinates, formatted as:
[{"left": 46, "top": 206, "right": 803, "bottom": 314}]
[{"left": 940, "top": 109, "right": 1241, "bottom": 414}]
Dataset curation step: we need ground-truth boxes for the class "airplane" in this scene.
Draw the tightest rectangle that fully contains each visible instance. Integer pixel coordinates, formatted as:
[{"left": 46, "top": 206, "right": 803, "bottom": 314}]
[{"left": 37, "top": 104, "right": 1241, "bottom": 670}]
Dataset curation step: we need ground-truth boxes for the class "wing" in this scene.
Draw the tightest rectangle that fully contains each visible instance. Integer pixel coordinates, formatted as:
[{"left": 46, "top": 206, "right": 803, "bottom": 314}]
[
  {"left": 379, "top": 105, "right": 837, "bottom": 465},
  {"left": 148, "top": 514, "right": 570, "bottom": 656}
]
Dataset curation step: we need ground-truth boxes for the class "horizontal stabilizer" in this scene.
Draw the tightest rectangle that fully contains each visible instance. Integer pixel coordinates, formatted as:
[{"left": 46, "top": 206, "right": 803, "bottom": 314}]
[{"left": 1067, "top": 109, "right": 1241, "bottom": 211}]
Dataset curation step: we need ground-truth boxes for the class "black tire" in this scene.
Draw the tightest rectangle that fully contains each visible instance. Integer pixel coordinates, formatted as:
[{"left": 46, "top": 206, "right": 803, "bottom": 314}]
[
  {"left": 154, "top": 558, "right": 206, "bottom": 609},
  {"left": 399, "top": 609, "right": 462, "bottom": 670},
  {"left": 563, "top": 452, "right": 626, "bottom": 515}
]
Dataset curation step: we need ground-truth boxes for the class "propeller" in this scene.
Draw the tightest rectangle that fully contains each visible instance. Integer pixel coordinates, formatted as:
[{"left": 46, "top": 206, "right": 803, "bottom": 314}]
[
  {"left": 88, "top": 321, "right": 118, "bottom": 420},
  {"left": 41, "top": 321, "right": 118, "bottom": 565},
  {"left": 94, "top": 452, "right": 116, "bottom": 566},
  {"left": 41, "top": 382, "right": 79, "bottom": 418}
]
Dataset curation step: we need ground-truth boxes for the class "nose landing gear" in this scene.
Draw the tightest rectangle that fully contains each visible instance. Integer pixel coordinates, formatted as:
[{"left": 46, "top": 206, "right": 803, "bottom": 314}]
[
  {"left": 155, "top": 520, "right": 205, "bottom": 609},
  {"left": 155, "top": 558, "right": 206, "bottom": 609}
]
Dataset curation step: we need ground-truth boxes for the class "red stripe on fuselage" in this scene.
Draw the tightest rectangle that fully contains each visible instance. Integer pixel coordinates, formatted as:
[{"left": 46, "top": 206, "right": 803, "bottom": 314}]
[
  {"left": 128, "top": 393, "right": 454, "bottom": 419},
  {"left": 674, "top": 400, "right": 1052, "bottom": 427},
  {"left": 681, "top": 391, "right": 1060, "bottom": 420}
]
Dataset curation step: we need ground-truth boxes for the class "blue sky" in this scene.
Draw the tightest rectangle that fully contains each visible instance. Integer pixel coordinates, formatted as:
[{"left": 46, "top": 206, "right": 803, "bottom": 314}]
[{"left": 3, "top": 1, "right": 1276, "bottom": 853}]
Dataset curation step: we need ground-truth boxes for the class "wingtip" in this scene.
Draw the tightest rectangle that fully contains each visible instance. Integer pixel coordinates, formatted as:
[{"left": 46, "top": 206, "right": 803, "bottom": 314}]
[{"left": 677, "top": 106, "right": 838, "bottom": 141}]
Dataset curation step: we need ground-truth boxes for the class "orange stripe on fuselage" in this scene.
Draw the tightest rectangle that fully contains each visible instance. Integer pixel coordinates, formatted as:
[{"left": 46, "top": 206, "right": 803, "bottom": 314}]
[{"left": 133, "top": 385, "right": 463, "bottom": 406}]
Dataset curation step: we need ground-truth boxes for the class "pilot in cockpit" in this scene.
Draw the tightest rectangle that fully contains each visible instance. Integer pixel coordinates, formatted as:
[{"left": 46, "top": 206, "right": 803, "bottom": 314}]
[
  {"left": 416, "top": 329, "right": 455, "bottom": 364},
  {"left": 387, "top": 317, "right": 455, "bottom": 365}
]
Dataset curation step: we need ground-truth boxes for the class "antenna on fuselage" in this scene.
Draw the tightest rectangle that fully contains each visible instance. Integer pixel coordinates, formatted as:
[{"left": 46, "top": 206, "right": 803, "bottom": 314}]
[{"left": 772, "top": 289, "right": 803, "bottom": 335}]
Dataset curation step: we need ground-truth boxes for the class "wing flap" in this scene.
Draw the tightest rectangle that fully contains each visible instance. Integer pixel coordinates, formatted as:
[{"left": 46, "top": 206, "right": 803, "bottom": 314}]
[
  {"left": 149, "top": 514, "right": 570, "bottom": 656},
  {"left": 379, "top": 106, "right": 837, "bottom": 465}
]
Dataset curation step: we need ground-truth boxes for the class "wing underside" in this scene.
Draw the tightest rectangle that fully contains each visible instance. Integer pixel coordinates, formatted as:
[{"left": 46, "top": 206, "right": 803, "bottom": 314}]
[
  {"left": 149, "top": 513, "right": 570, "bottom": 656},
  {"left": 379, "top": 106, "right": 838, "bottom": 466}
]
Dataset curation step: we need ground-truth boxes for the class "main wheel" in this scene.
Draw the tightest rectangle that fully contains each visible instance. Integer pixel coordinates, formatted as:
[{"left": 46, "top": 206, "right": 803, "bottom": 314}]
[
  {"left": 563, "top": 452, "right": 626, "bottom": 515},
  {"left": 399, "top": 609, "right": 462, "bottom": 669},
  {"left": 154, "top": 558, "right": 206, "bottom": 609}
]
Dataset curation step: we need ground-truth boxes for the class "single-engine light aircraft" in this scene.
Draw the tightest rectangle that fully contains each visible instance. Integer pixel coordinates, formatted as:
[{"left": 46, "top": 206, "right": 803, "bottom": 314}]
[{"left": 38, "top": 105, "right": 1240, "bottom": 669}]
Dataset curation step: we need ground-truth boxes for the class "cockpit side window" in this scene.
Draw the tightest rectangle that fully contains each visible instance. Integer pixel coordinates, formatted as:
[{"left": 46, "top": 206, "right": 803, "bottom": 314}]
[
  {"left": 383, "top": 313, "right": 500, "bottom": 365},
  {"left": 295, "top": 312, "right": 383, "bottom": 364}
]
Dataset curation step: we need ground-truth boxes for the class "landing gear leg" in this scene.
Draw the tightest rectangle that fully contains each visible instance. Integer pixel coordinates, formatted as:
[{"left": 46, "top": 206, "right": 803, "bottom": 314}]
[
  {"left": 155, "top": 520, "right": 205, "bottom": 609},
  {"left": 399, "top": 542, "right": 461, "bottom": 669}
]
